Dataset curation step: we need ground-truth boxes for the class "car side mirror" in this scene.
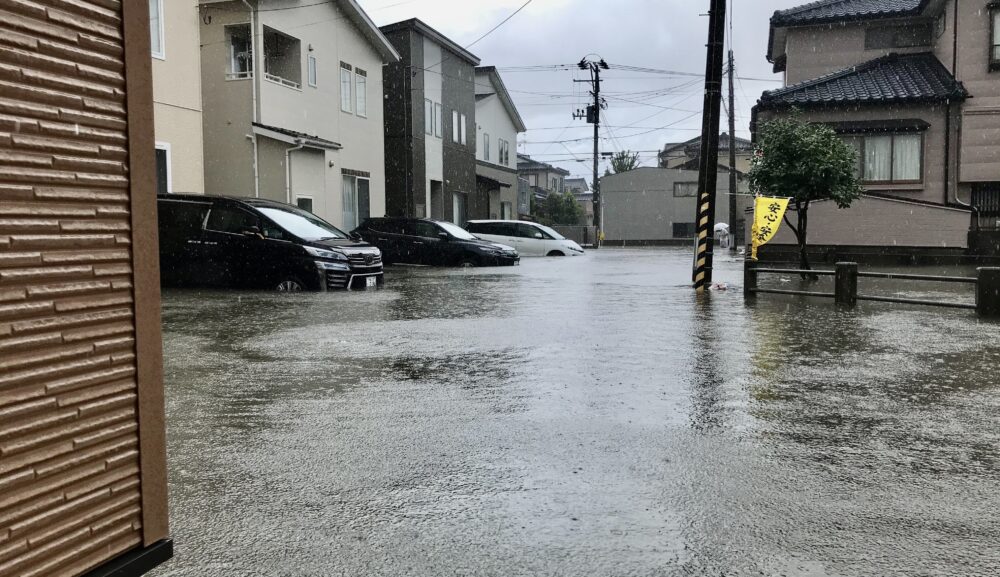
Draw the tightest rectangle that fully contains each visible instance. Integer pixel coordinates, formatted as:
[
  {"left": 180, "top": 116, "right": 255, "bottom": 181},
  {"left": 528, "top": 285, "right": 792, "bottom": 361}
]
[
  {"left": 349, "top": 231, "right": 362, "bottom": 241},
  {"left": 243, "top": 226, "right": 262, "bottom": 237},
  {"left": 533, "top": 232, "right": 543, "bottom": 239},
  {"left": 438, "top": 232, "right": 450, "bottom": 241}
]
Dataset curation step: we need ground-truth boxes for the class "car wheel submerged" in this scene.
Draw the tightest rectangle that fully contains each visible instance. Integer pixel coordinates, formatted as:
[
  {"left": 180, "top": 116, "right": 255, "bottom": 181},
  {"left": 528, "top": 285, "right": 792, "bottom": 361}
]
[
  {"left": 547, "top": 250, "right": 566, "bottom": 257},
  {"left": 275, "top": 278, "right": 305, "bottom": 292},
  {"left": 458, "top": 257, "right": 479, "bottom": 268}
]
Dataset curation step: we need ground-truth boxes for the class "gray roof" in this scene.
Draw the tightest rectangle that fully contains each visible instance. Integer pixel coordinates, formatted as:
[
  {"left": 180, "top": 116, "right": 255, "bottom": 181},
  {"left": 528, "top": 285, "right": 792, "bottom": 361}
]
[
  {"left": 517, "top": 154, "right": 570, "bottom": 176},
  {"left": 772, "top": 0, "right": 928, "bottom": 27},
  {"left": 380, "top": 18, "right": 480, "bottom": 65},
  {"left": 757, "top": 52, "right": 967, "bottom": 110}
]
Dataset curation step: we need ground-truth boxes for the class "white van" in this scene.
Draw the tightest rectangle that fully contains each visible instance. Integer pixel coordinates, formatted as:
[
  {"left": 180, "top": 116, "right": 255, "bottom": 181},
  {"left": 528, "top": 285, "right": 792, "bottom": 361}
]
[{"left": 465, "top": 220, "right": 585, "bottom": 257}]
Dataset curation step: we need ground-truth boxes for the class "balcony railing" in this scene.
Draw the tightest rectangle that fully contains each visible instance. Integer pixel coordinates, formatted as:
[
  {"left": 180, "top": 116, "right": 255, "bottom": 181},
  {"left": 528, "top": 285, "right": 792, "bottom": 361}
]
[
  {"left": 226, "top": 71, "right": 253, "bottom": 81},
  {"left": 264, "top": 72, "right": 301, "bottom": 90}
]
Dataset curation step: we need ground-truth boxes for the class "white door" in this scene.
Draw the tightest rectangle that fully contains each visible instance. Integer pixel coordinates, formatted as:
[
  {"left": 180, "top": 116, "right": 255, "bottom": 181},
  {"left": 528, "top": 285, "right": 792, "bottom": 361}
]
[
  {"left": 516, "top": 223, "right": 547, "bottom": 256},
  {"left": 342, "top": 176, "right": 357, "bottom": 230}
]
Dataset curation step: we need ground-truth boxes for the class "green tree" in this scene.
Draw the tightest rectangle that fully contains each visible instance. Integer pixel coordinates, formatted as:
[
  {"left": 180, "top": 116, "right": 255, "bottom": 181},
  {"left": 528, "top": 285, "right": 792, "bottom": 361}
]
[
  {"left": 610, "top": 150, "right": 641, "bottom": 173},
  {"left": 542, "top": 190, "right": 583, "bottom": 226},
  {"left": 747, "top": 114, "right": 863, "bottom": 275}
]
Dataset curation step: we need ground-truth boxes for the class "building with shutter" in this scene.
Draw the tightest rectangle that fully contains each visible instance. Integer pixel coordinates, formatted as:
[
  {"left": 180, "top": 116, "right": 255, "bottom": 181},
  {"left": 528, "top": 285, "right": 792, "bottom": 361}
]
[
  {"left": 198, "top": 0, "right": 400, "bottom": 231},
  {"left": 754, "top": 0, "right": 1000, "bottom": 257}
]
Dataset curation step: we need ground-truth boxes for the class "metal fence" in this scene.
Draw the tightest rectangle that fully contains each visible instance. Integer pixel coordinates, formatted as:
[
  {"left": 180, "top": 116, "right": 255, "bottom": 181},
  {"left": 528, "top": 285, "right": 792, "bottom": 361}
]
[
  {"left": 745, "top": 261, "right": 1000, "bottom": 317},
  {"left": 552, "top": 225, "right": 599, "bottom": 247}
]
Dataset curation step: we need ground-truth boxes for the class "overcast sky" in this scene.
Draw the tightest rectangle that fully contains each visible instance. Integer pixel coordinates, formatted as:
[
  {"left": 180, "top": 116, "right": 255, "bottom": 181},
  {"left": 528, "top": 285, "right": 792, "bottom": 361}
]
[{"left": 358, "top": 0, "right": 807, "bottom": 181}]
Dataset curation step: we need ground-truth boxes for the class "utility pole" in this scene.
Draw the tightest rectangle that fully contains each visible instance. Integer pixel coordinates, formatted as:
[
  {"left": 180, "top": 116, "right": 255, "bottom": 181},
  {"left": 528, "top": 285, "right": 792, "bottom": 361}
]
[
  {"left": 573, "top": 57, "right": 609, "bottom": 247},
  {"left": 692, "top": 0, "right": 727, "bottom": 292},
  {"left": 728, "top": 49, "right": 738, "bottom": 253}
]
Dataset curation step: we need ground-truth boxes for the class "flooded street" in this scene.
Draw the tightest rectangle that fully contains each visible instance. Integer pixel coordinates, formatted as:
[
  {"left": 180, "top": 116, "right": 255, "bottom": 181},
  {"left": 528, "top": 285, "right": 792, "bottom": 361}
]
[{"left": 151, "top": 248, "right": 1000, "bottom": 577}]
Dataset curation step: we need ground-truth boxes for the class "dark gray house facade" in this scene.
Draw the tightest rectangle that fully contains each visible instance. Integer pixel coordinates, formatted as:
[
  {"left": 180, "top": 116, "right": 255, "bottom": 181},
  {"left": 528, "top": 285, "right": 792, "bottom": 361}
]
[{"left": 381, "top": 19, "right": 479, "bottom": 224}]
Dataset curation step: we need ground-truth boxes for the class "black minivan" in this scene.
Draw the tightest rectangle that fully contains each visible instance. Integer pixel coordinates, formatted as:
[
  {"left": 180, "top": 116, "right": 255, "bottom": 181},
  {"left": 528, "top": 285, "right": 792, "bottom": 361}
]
[{"left": 158, "top": 194, "right": 383, "bottom": 291}]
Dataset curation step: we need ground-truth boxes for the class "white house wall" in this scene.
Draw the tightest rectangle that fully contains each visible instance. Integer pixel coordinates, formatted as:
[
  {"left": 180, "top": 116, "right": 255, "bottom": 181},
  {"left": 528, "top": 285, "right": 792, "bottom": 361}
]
[
  {"left": 423, "top": 36, "right": 444, "bottom": 213},
  {"left": 474, "top": 93, "right": 517, "bottom": 170}
]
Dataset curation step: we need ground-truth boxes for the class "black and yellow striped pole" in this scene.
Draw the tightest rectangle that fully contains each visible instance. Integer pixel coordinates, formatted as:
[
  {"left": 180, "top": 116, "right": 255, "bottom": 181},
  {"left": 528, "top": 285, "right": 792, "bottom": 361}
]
[{"left": 692, "top": 0, "right": 728, "bottom": 293}]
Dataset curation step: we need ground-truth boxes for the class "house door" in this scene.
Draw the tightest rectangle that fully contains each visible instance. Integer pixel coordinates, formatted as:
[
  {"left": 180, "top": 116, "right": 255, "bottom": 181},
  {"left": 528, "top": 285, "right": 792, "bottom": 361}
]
[
  {"left": 452, "top": 192, "right": 467, "bottom": 226},
  {"left": 342, "top": 175, "right": 357, "bottom": 230},
  {"left": 430, "top": 180, "right": 444, "bottom": 220}
]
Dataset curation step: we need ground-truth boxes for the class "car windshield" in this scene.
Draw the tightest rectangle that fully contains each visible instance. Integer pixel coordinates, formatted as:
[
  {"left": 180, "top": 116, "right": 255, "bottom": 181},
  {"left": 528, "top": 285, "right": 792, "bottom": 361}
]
[
  {"left": 257, "top": 207, "right": 348, "bottom": 241},
  {"left": 535, "top": 224, "right": 565, "bottom": 240},
  {"left": 438, "top": 221, "right": 478, "bottom": 241}
]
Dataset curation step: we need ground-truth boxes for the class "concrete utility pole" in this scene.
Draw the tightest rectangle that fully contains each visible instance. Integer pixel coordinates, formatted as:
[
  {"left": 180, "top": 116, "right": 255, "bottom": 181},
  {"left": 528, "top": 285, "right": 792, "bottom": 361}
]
[
  {"left": 692, "top": 0, "right": 727, "bottom": 292},
  {"left": 574, "top": 57, "right": 609, "bottom": 247},
  {"left": 728, "top": 49, "right": 738, "bottom": 253}
]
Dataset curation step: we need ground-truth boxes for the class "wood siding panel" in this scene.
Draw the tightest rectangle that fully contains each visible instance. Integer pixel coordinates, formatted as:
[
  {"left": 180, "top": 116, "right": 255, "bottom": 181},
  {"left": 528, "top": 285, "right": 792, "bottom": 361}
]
[{"left": 0, "top": 1, "right": 161, "bottom": 576}]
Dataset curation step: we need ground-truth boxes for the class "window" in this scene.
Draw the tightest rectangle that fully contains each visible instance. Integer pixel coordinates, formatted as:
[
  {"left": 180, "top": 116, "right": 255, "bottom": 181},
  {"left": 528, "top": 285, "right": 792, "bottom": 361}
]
[
  {"left": 674, "top": 182, "right": 698, "bottom": 197},
  {"left": 452, "top": 110, "right": 459, "bottom": 142},
  {"left": 154, "top": 143, "right": 170, "bottom": 195},
  {"left": 263, "top": 27, "right": 301, "bottom": 89},
  {"left": 227, "top": 25, "right": 253, "bottom": 80},
  {"left": 425, "top": 99, "right": 433, "bottom": 135},
  {"left": 850, "top": 133, "right": 923, "bottom": 183},
  {"left": 499, "top": 139, "right": 510, "bottom": 166},
  {"left": 342, "top": 175, "right": 357, "bottom": 230},
  {"left": 149, "top": 0, "right": 164, "bottom": 59},
  {"left": 673, "top": 223, "right": 697, "bottom": 238},
  {"left": 864, "top": 23, "right": 932, "bottom": 50},
  {"left": 206, "top": 206, "right": 259, "bottom": 235},
  {"left": 460, "top": 114, "right": 467, "bottom": 145},
  {"left": 484, "top": 133, "right": 490, "bottom": 161},
  {"left": 342, "top": 175, "right": 370, "bottom": 229},
  {"left": 355, "top": 68, "right": 367, "bottom": 117},
  {"left": 340, "top": 63, "right": 352, "bottom": 112},
  {"left": 307, "top": 55, "right": 317, "bottom": 87},
  {"left": 434, "top": 103, "right": 443, "bottom": 137},
  {"left": 992, "top": 7, "right": 1000, "bottom": 70},
  {"left": 296, "top": 197, "right": 313, "bottom": 213}
]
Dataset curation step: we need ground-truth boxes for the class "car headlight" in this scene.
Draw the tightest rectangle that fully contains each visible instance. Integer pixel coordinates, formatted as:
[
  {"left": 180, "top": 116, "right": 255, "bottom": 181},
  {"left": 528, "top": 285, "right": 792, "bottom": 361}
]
[{"left": 304, "top": 246, "right": 348, "bottom": 261}]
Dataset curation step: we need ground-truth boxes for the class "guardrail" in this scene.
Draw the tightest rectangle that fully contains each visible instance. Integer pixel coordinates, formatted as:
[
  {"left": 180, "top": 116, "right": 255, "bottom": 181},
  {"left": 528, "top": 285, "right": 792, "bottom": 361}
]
[{"left": 745, "top": 261, "right": 1000, "bottom": 317}]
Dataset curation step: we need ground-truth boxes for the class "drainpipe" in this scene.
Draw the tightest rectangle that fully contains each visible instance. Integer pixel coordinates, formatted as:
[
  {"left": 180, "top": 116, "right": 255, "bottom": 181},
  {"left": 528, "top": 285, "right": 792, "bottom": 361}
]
[
  {"left": 949, "top": 0, "right": 973, "bottom": 210},
  {"left": 285, "top": 140, "right": 305, "bottom": 205},
  {"left": 241, "top": 0, "right": 260, "bottom": 198}
]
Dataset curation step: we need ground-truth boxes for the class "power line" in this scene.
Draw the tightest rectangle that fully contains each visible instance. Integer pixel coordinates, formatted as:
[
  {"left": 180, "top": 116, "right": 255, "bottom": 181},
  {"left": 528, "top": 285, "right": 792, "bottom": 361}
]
[{"left": 465, "top": 0, "right": 534, "bottom": 48}]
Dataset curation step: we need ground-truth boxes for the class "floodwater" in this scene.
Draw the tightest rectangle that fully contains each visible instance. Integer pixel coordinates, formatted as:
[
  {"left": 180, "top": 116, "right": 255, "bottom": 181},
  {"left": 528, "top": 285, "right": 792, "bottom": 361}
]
[{"left": 151, "top": 248, "right": 1000, "bottom": 577}]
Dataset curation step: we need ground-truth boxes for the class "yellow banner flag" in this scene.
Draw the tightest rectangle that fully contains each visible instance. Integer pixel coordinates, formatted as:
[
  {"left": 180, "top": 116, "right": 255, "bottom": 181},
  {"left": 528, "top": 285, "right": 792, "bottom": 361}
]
[{"left": 750, "top": 196, "right": 790, "bottom": 261}]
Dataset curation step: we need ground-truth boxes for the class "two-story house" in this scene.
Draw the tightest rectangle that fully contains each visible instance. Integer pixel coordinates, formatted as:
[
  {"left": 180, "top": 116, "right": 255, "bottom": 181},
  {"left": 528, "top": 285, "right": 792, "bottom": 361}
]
[
  {"left": 473, "top": 66, "right": 527, "bottom": 221},
  {"left": 198, "top": 0, "right": 399, "bottom": 230},
  {"left": 516, "top": 153, "right": 570, "bottom": 208},
  {"left": 380, "top": 18, "right": 479, "bottom": 225},
  {"left": 659, "top": 133, "right": 753, "bottom": 174},
  {"left": 151, "top": 0, "right": 205, "bottom": 195},
  {"left": 754, "top": 0, "right": 1000, "bottom": 256}
]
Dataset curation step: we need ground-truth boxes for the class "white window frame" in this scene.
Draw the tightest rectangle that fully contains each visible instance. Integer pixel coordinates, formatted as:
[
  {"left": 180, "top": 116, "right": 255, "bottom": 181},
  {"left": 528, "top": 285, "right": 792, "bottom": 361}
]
[
  {"left": 226, "top": 24, "right": 253, "bottom": 80},
  {"left": 484, "top": 132, "right": 490, "bottom": 161},
  {"left": 340, "top": 63, "right": 353, "bottom": 113},
  {"left": 150, "top": 0, "right": 165, "bottom": 60},
  {"left": 452, "top": 110, "right": 459, "bottom": 142},
  {"left": 307, "top": 54, "right": 317, "bottom": 87},
  {"left": 434, "top": 103, "right": 443, "bottom": 137},
  {"left": 460, "top": 114, "right": 467, "bottom": 145},
  {"left": 355, "top": 68, "right": 367, "bottom": 117},
  {"left": 155, "top": 141, "right": 172, "bottom": 194},
  {"left": 425, "top": 99, "right": 433, "bottom": 135}
]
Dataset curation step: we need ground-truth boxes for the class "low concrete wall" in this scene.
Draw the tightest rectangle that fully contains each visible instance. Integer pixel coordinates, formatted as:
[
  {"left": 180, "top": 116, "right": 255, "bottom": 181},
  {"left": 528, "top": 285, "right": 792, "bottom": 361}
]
[
  {"left": 749, "top": 195, "right": 971, "bottom": 249},
  {"left": 552, "top": 225, "right": 598, "bottom": 246}
]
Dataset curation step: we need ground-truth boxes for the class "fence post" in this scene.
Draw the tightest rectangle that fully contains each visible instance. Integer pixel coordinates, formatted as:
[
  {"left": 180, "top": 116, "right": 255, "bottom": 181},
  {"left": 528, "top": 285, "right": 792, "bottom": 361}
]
[
  {"left": 744, "top": 259, "right": 757, "bottom": 298},
  {"left": 835, "top": 262, "right": 858, "bottom": 307},
  {"left": 977, "top": 267, "right": 1000, "bottom": 318}
]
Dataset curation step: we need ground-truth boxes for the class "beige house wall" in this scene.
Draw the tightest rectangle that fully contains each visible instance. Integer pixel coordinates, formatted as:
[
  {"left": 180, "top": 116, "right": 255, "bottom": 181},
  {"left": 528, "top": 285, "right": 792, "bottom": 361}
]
[
  {"left": 199, "top": 0, "right": 390, "bottom": 229},
  {"left": 759, "top": 104, "right": 951, "bottom": 206},
  {"left": 784, "top": 22, "right": 933, "bottom": 86},
  {"left": 199, "top": 5, "right": 255, "bottom": 197},
  {"left": 153, "top": 0, "right": 205, "bottom": 194}
]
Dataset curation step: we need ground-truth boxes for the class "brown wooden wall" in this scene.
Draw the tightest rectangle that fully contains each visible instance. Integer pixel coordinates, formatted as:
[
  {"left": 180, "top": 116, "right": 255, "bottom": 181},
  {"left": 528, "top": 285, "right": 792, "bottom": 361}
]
[{"left": 0, "top": 1, "right": 168, "bottom": 576}]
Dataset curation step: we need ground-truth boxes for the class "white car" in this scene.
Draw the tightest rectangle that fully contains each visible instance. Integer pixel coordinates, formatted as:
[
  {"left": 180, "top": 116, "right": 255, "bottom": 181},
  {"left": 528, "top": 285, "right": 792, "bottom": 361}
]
[{"left": 465, "top": 220, "right": 586, "bottom": 257}]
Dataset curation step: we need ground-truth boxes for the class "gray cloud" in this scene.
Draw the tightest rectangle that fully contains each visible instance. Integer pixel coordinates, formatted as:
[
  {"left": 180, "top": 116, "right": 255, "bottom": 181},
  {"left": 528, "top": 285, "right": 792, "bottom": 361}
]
[{"left": 364, "top": 0, "right": 804, "bottom": 180}]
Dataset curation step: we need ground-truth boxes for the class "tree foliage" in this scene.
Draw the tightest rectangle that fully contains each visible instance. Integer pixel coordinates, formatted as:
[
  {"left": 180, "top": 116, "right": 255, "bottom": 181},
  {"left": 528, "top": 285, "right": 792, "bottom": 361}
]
[
  {"left": 534, "top": 190, "right": 583, "bottom": 226},
  {"left": 610, "top": 150, "right": 641, "bottom": 174},
  {"left": 747, "top": 114, "right": 863, "bottom": 273}
]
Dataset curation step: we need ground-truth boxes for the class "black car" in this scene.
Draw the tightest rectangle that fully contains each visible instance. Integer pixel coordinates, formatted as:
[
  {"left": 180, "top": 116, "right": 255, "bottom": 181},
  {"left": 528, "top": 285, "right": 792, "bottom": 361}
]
[
  {"left": 158, "top": 194, "right": 383, "bottom": 291},
  {"left": 352, "top": 217, "right": 519, "bottom": 267}
]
